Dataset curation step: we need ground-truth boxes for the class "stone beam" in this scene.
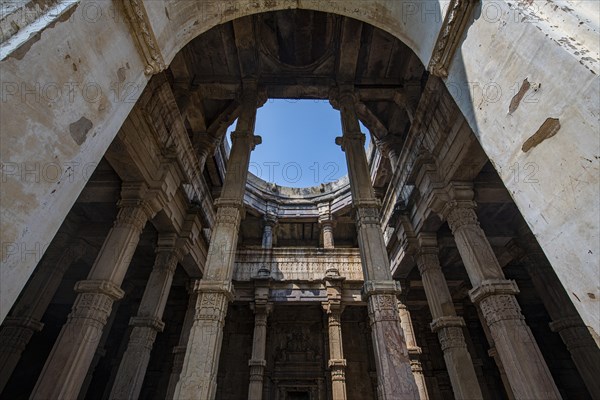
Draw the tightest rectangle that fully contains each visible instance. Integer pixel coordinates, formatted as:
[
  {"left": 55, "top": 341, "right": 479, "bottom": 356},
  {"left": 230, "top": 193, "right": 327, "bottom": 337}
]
[{"left": 337, "top": 18, "right": 363, "bottom": 82}]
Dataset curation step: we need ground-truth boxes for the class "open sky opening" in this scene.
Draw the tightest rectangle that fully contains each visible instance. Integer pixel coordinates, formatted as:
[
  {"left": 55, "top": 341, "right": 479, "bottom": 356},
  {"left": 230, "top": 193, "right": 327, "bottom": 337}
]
[{"left": 227, "top": 99, "right": 370, "bottom": 188}]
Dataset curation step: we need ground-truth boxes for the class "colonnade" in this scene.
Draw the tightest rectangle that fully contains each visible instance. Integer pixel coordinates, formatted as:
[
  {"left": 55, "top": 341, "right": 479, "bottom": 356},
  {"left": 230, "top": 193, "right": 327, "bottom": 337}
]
[{"left": 0, "top": 86, "right": 595, "bottom": 400}]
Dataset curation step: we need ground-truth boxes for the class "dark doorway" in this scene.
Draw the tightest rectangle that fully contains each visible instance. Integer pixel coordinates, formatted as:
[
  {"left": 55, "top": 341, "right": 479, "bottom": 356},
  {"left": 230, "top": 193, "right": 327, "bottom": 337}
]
[{"left": 287, "top": 391, "right": 310, "bottom": 400}]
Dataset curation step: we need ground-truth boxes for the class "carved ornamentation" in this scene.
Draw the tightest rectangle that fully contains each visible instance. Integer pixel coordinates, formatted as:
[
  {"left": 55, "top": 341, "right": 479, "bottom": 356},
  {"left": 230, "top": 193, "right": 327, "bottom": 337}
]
[
  {"left": 114, "top": 203, "right": 153, "bottom": 233},
  {"left": 436, "top": 326, "right": 467, "bottom": 351},
  {"left": 367, "top": 294, "right": 400, "bottom": 324},
  {"left": 69, "top": 292, "right": 114, "bottom": 327},
  {"left": 355, "top": 206, "right": 382, "bottom": 229},
  {"left": 122, "top": 0, "right": 166, "bottom": 75},
  {"left": 416, "top": 252, "right": 442, "bottom": 276},
  {"left": 479, "top": 294, "right": 524, "bottom": 326},
  {"left": 446, "top": 204, "right": 479, "bottom": 232},
  {"left": 429, "top": 0, "right": 479, "bottom": 77}
]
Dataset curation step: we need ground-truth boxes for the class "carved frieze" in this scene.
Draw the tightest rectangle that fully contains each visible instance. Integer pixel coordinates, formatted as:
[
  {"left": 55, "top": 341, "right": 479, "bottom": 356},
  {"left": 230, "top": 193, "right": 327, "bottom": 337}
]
[{"left": 121, "top": 0, "right": 166, "bottom": 75}]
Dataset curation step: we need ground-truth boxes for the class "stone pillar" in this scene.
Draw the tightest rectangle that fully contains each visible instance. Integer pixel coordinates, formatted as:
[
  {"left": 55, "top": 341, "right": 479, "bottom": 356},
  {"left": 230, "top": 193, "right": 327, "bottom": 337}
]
[
  {"left": 31, "top": 183, "right": 156, "bottom": 400},
  {"left": 518, "top": 228, "right": 600, "bottom": 398},
  {"left": 261, "top": 213, "right": 277, "bottom": 250},
  {"left": 247, "top": 276, "right": 272, "bottom": 400},
  {"left": 166, "top": 285, "right": 198, "bottom": 400},
  {"left": 397, "top": 301, "right": 429, "bottom": 400},
  {"left": 414, "top": 233, "right": 482, "bottom": 400},
  {"left": 322, "top": 269, "right": 347, "bottom": 400},
  {"left": 375, "top": 136, "right": 400, "bottom": 173},
  {"left": 0, "top": 239, "right": 85, "bottom": 391},
  {"left": 332, "top": 89, "right": 419, "bottom": 400},
  {"left": 445, "top": 196, "right": 561, "bottom": 399},
  {"left": 109, "top": 233, "right": 184, "bottom": 399},
  {"left": 174, "top": 89, "right": 261, "bottom": 400},
  {"left": 317, "top": 202, "right": 335, "bottom": 249}
]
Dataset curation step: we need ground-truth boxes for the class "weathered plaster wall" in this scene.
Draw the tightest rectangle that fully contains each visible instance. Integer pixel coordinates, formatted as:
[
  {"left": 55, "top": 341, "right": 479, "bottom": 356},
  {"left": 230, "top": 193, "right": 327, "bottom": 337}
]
[
  {"left": 1, "top": 0, "right": 598, "bottom": 337},
  {"left": 0, "top": 1, "right": 150, "bottom": 320},
  {"left": 447, "top": 0, "right": 599, "bottom": 334}
]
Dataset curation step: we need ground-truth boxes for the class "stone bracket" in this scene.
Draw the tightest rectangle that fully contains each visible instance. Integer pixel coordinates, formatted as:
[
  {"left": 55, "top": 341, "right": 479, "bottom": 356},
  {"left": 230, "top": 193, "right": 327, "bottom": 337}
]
[
  {"left": 74, "top": 279, "right": 125, "bottom": 301},
  {"left": 129, "top": 316, "right": 165, "bottom": 332},
  {"left": 428, "top": 0, "right": 479, "bottom": 77},
  {"left": 121, "top": 0, "right": 166, "bottom": 75}
]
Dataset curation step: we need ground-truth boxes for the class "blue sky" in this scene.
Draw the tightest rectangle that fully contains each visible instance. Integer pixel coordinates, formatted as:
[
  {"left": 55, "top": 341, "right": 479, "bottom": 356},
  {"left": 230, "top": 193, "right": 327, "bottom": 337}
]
[{"left": 227, "top": 99, "right": 369, "bottom": 188}]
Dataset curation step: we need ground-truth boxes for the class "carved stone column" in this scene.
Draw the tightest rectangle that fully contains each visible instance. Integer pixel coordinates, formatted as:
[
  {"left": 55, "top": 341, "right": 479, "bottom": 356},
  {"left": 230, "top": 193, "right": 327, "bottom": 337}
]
[
  {"left": 397, "top": 301, "right": 429, "bottom": 400},
  {"left": 518, "top": 227, "right": 600, "bottom": 398},
  {"left": 414, "top": 233, "right": 482, "bottom": 399},
  {"left": 166, "top": 285, "right": 198, "bottom": 400},
  {"left": 31, "top": 183, "right": 156, "bottom": 400},
  {"left": 174, "top": 89, "right": 261, "bottom": 400},
  {"left": 109, "top": 233, "right": 184, "bottom": 399},
  {"left": 262, "top": 213, "right": 277, "bottom": 250},
  {"left": 332, "top": 89, "right": 419, "bottom": 400},
  {"left": 375, "top": 135, "right": 401, "bottom": 172},
  {"left": 317, "top": 202, "right": 335, "bottom": 249},
  {"left": 248, "top": 276, "right": 272, "bottom": 400},
  {"left": 445, "top": 197, "right": 561, "bottom": 400},
  {"left": 323, "top": 269, "right": 347, "bottom": 400},
  {"left": 0, "top": 238, "right": 85, "bottom": 391}
]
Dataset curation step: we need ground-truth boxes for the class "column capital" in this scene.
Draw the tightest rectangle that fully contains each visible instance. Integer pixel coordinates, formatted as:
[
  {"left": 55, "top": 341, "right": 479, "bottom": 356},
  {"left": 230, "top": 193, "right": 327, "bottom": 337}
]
[
  {"left": 446, "top": 201, "right": 480, "bottom": 231},
  {"left": 74, "top": 279, "right": 125, "bottom": 301},
  {"left": 328, "top": 86, "right": 359, "bottom": 110},
  {"left": 548, "top": 316, "right": 586, "bottom": 333},
  {"left": 469, "top": 279, "right": 520, "bottom": 304},
  {"left": 194, "top": 279, "right": 235, "bottom": 301},
  {"left": 335, "top": 133, "right": 366, "bottom": 151},
  {"left": 129, "top": 316, "right": 165, "bottom": 332},
  {"left": 362, "top": 280, "right": 402, "bottom": 298},
  {"left": 230, "top": 130, "right": 262, "bottom": 150},
  {"left": 328, "top": 359, "right": 347, "bottom": 368},
  {"left": 2, "top": 316, "right": 44, "bottom": 332},
  {"left": 430, "top": 316, "right": 466, "bottom": 332}
]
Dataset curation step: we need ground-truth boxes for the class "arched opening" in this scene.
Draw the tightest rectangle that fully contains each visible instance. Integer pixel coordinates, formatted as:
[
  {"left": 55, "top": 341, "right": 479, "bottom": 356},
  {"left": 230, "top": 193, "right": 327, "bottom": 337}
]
[{"left": 1, "top": 3, "right": 598, "bottom": 400}]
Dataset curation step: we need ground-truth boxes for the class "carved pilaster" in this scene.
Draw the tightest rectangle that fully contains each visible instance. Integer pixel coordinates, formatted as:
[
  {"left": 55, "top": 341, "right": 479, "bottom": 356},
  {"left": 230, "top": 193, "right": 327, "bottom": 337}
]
[
  {"left": 31, "top": 185, "right": 154, "bottom": 399},
  {"left": 333, "top": 86, "right": 418, "bottom": 399}
]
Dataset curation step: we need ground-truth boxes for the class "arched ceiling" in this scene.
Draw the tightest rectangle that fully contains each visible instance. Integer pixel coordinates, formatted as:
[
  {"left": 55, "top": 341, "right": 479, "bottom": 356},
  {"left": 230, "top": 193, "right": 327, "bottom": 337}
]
[{"left": 166, "top": 9, "right": 427, "bottom": 156}]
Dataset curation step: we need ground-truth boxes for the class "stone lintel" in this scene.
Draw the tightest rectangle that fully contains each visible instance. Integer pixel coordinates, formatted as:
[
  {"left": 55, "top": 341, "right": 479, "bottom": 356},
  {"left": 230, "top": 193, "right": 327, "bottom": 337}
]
[
  {"left": 74, "top": 280, "right": 125, "bottom": 301},
  {"left": 469, "top": 279, "right": 520, "bottom": 304}
]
